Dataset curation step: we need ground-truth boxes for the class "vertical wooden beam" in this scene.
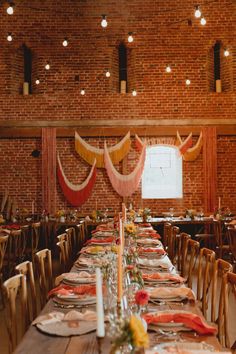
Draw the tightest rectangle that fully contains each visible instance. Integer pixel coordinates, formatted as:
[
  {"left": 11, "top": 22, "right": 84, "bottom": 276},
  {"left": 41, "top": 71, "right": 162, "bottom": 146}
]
[
  {"left": 203, "top": 127, "right": 217, "bottom": 213},
  {"left": 122, "top": 155, "right": 128, "bottom": 207},
  {"left": 42, "top": 128, "right": 57, "bottom": 215}
]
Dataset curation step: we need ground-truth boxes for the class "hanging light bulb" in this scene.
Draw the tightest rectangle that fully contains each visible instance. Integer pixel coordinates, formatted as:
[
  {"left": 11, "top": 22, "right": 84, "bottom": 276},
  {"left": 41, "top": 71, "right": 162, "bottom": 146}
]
[
  {"left": 128, "top": 32, "right": 134, "bottom": 43},
  {"left": 132, "top": 89, "right": 137, "bottom": 96},
  {"left": 224, "top": 49, "right": 229, "bottom": 57},
  {"left": 165, "top": 65, "right": 172, "bottom": 73},
  {"left": 7, "top": 33, "right": 13, "bottom": 42},
  {"left": 200, "top": 17, "right": 206, "bottom": 26},
  {"left": 45, "top": 63, "right": 50, "bottom": 70},
  {"left": 101, "top": 15, "right": 108, "bottom": 28},
  {"left": 194, "top": 5, "right": 201, "bottom": 18},
  {"left": 62, "top": 38, "right": 68, "bottom": 47},
  {"left": 80, "top": 89, "right": 85, "bottom": 95},
  {"left": 105, "top": 70, "right": 111, "bottom": 77},
  {"left": 186, "top": 79, "right": 191, "bottom": 86},
  {"left": 35, "top": 79, "right": 40, "bottom": 85},
  {"left": 6, "top": 2, "right": 14, "bottom": 15}
]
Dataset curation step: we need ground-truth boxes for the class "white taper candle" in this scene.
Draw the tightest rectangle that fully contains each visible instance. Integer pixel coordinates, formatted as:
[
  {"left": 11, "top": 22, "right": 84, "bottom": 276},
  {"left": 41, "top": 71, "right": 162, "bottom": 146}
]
[{"left": 96, "top": 267, "right": 105, "bottom": 338}]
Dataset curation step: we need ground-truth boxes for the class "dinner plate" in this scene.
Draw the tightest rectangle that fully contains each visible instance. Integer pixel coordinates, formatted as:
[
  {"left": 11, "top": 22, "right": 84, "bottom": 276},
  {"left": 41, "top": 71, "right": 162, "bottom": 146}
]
[
  {"left": 54, "top": 296, "right": 96, "bottom": 306},
  {"left": 62, "top": 277, "right": 96, "bottom": 285},
  {"left": 36, "top": 320, "right": 97, "bottom": 337}
]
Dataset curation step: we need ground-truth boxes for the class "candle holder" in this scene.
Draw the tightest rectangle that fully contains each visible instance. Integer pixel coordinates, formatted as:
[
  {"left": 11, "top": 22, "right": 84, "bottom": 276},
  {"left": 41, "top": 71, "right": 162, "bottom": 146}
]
[{"left": 96, "top": 336, "right": 104, "bottom": 354}]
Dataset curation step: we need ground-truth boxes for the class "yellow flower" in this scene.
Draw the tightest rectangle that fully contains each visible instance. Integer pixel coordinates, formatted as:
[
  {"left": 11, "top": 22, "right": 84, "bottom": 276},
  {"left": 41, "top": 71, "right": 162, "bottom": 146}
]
[{"left": 129, "top": 315, "right": 149, "bottom": 348}]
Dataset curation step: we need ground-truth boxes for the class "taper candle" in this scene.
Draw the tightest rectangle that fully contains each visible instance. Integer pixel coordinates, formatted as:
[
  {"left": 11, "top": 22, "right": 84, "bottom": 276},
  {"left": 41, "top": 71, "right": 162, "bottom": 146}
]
[
  {"left": 117, "top": 245, "right": 123, "bottom": 303},
  {"left": 218, "top": 197, "right": 221, "bottom": 210},
  {"left": 95, "top": 268, "right": 105, "bottom": 338}
]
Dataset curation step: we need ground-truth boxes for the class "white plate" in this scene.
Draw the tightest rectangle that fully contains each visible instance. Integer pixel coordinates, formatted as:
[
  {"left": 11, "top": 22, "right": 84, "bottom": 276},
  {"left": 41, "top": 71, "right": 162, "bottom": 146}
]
[{"left": 36, "top": 320, "right": 97, "bottom": 337}]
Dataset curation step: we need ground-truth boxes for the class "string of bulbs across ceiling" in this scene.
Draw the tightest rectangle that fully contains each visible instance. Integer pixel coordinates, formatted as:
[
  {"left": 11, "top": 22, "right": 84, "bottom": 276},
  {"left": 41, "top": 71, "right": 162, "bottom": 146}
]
[{"left": 4, "top": 1, "right": 231, "bottom": 97}]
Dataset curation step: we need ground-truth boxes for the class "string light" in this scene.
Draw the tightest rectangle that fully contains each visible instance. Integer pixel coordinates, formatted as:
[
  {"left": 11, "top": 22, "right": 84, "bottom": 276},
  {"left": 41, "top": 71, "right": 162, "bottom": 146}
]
[
  {"left": 165, "top": 65, "right": 172, "bottom": 73},
  {"left": 101, "top": 15, "right": 108, "bottom": 28},
  {"left": 200, "top": 17, "right": 206, "bottom": 26},
  {"left": 6, "top": 2, "right": 14, "bottom": 15},
  {"left": 105, "top": 70, "right": 111, "bottom": 77},
  {"left": 186, "top": 79, "right": 191, "bottom": 86},
  {"left": 194, "top": 5, "right": 201, "bottom": 18},
  {"left": 128, "top": 32, "right": 134, "bottom": 43},
  {"left": 132, "top": 89, "right": 137, "bottom": 96},
  {"left": 35, "top": 79, "right": 40, "bottom": 85},
  {"left": 80, "top": 89, "right": 85, "bottom": 95},
  {"left": 7, "top": 33, "right": 13, "bottom": 42},
  {"left": 45, "top": 63, "right": 50, "bottom": 70},
  {"left": 224, "top": 49, "right": 229, "bottom": 57},
  {"left": 62, "top": 38, "right": 68, "bottom": 47}
]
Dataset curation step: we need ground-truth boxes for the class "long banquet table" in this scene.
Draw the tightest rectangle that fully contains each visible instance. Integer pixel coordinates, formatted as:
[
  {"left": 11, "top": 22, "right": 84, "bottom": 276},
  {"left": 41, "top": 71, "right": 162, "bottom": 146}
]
[{"left": 13, "top": 222, "right": 223, "bottom": 354}]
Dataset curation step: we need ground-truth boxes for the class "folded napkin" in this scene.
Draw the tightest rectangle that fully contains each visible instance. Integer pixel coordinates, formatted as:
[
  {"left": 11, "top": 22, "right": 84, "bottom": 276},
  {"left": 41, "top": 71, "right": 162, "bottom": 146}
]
[
  {"left": 138, "top": 233, "right": 161, "bottom": 239},
  {"left": 137, "top": 238, "right": 161, "bottom": 245},
  {"left": 139, "top": 223, "right": 152, "bottom": 227},
  {"left": 148, "top": 287, "right": 195, "bottom": 301},
  {"left": 76, "top": 256, "right": 102, "bottom": 266},
  {"left": 85, "top": 236, "right": 114, "bottom": 245},
  {"left": 81, "top": 246, "right": 105, "bottom": 254},
  {"left": 33, "top": 310, "right": 97, "bottom": 326},
  {"left": 142, "top": 273, "right": 185, "bottom": 283},
  {"left": 55, "top": 272, "right": 95, "bottom": 286},
  {"left": 0, "top": 223, "right": 21, "bottom": 230},
  {"left": 48, "top": 284, "right": 96, "bottom": 298},
  {"left": 138, "top": 247, "right": 165, "bottom": 255},
  {"left": 143, "top": 311, "right": 217, "bottom": 335}
]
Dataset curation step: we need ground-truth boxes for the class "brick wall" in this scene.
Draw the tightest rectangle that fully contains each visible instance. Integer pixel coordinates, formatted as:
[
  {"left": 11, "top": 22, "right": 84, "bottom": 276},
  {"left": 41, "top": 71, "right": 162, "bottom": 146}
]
[{"left": 0, "top": 0, "right": 235, "bottom": 215}]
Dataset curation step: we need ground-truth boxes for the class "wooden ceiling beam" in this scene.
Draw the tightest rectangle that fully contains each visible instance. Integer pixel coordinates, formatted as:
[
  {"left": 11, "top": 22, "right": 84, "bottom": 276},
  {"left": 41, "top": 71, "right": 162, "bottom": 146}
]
[{"left": 0, "top": 119, "right": 235, "bottom": 138}]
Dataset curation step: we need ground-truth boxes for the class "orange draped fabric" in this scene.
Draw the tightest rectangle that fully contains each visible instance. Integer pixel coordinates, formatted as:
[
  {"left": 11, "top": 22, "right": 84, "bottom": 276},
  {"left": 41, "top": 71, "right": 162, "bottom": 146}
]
[
  {"left": 42, "top": 128, "right": 57, "bottom": 214},
  {"left": 203, "top": 127, "right": 217, "bottom": 213}
]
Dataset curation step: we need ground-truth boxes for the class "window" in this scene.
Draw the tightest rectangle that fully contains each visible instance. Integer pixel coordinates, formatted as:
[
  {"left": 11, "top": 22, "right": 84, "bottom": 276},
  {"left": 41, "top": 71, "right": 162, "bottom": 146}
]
[
  {"left": 142, "top": 145, "right": 183, "bottom": 199},
  {"left": 118, "top": 43, "right": 127, "bottom": 93}
]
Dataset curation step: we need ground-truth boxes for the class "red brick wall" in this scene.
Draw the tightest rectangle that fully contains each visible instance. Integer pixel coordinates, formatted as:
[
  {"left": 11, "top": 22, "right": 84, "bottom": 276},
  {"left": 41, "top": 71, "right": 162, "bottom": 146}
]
[{"left": 0, "top": 0, "right": 235, "bottom": 215}]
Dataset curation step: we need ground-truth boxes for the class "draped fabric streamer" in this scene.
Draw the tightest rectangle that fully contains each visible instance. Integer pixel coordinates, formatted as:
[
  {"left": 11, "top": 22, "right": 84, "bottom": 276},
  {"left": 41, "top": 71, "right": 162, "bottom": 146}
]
[
  {"left": 183, "top": 132, "right": 203, "bottom": 161},
  {"left": 176, "top": 131, "right": 203, "bottom": 161},
  {"left": 176, "top": 132, "right": 193, "bottom": 155},
  {"left": 104, "top": 135, "right": 146, "bottom": 197},
  {"left": 75, "top": 131, "right": 131, "bottom": 168},
  {"left": 57, "top": 155, "right": 97, "bottom": 207},
  {"left": 42, "top": 128, "right": 57, "bottom": 214}
]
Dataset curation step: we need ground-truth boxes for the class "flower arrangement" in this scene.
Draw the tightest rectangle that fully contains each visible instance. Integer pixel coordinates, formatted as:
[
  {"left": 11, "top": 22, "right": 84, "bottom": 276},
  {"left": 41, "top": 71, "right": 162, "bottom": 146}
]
[
  {"left": 135, "top": 290, "right": 149, "bottom": 307},
  {"left": 127, "top": 209, "right": 136, "bottom": 222},
  {"left": 139, "top": 208, "right": 151, "bottom": 222},
  {"left": 125, "top": 223, "right": 137, "bottom": 236},
  {"left": 110, "top": 315, "right": 149, "bottom": 354},
  {"left": 126, "top": 265, "right": 144, "bottom": 288},
  {"left": 91, "top": 209, "right": 102, "bottom": 221},
  {"left": 56, "top": 209, "right": 65, "bottom": 218}
]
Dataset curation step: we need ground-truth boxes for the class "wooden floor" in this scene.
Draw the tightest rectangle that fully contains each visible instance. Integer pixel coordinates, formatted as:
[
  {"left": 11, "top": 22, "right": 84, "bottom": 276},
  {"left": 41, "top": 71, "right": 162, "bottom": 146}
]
[{"left": 0, "top": 266, "right": 235, "bottom": 353}]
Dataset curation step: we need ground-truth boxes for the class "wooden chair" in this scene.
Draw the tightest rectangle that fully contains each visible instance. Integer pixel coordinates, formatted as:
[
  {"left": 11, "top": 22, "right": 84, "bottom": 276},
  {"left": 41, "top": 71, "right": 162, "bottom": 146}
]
[
  {"left": 211, "top": 259, "right": 233, "bottom": 324},
  {"left": 176, "top": 232, "right": 191, "bottom": 275},
  {"left": 218, "top": 272, "right": 236, "bottom": 348},
  {"left": 57, "top": 233, "right": 69, "bottom": 263},
  {"left": 167, "top": 225, "right": 179, "bottom": 264},
  {"left": 15, "top": 260, "right": 37, "bottom": 322},
  {"left": 56, "top": 240, "right": 68, "bottom": 273},
  {"left": 163, "top": 222, "right": 172, "bottom": 251},
  {"left": 6, "top": 229, "right": 22, "bottom": 276},
  {"left": 66, "top": 227, "right": 76, "bottom": 257},
  {"left": 27, "top": 222, "right": 41, "bottom": 265},
  {"left": 35, "top": 249, "right": 53, "bottom": 308},
  {"left": 182, "top": 238, "right": 200, "bottom": 289},
  {"left": 196, "top": 248, "right": 215, "bottom": 317},
  {"left": 3, "top": 274, "right": 27, "bottom": 352},
  {"left": 227, "top": 227, "right": 236, "bottom": 270},
  {"left": 0, "top": 235, "right": 9, "bottom": 306}
]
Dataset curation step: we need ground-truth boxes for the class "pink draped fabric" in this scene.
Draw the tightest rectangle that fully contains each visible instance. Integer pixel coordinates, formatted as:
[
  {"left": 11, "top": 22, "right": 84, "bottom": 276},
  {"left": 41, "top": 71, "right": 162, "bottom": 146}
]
[
  {"left": 57, "top": 155, "right": 97, "bottom": 207},
  {"left": 104, "top": 136, "right": 146, "bottom": 197},
  {"left": 42, "top": 128, "right": 57, "bottom": 214},
  {"left": 203, "top": 127, "right": 217, "bottom": 213}
]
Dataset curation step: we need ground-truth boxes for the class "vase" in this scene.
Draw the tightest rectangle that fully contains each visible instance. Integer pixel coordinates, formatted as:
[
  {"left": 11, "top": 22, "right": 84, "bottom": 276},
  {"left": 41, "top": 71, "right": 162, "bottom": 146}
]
[{"left": 60, "top": 216, "right": 65, "bottom": 223}]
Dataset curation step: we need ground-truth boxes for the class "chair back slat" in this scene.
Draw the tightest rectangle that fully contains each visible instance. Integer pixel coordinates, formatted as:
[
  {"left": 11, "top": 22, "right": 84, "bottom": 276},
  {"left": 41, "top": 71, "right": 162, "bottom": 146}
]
[{"left": 35, "top": 249, "right": 53, "bottom": 308}]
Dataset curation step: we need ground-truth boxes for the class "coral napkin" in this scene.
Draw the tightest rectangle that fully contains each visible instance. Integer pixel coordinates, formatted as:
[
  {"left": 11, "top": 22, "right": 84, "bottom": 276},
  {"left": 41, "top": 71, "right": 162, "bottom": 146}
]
[
  {"left": 148, "top": 287, "right": 195, "bottom": 301},
  {"left": 143, "top": 311, "right": 217, "bottom": 335},
  {"left": 142, "top": 273, "right": 185, "bottom": 283},
  {"left": 85, "top": 236, "right": 114, "bottom": 245},
  {"left": 138, "top": 233, "right": 161, "bottom": 239},
  {"left": 48, "top": 284, "right": 96, "bottom": 298}
]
